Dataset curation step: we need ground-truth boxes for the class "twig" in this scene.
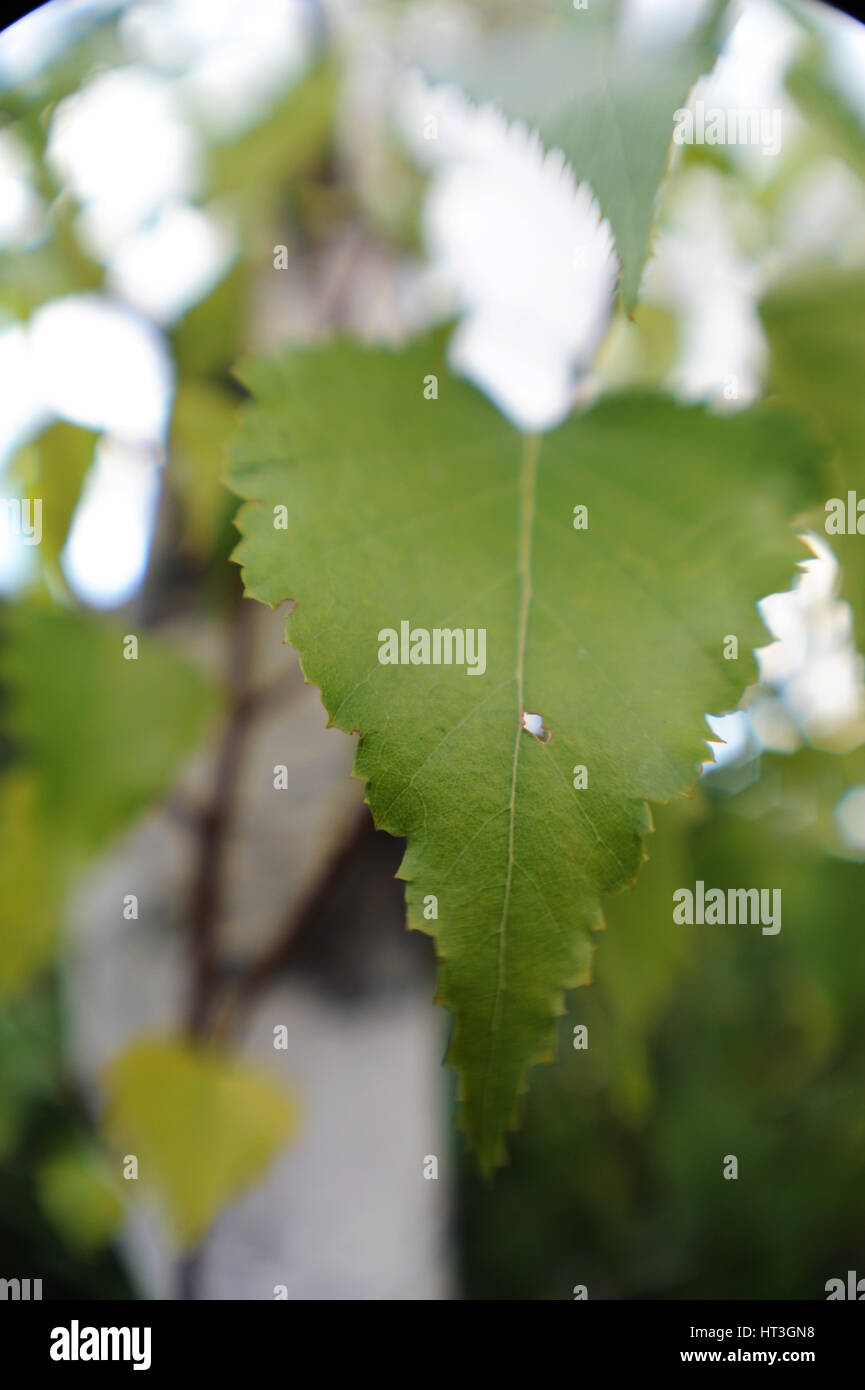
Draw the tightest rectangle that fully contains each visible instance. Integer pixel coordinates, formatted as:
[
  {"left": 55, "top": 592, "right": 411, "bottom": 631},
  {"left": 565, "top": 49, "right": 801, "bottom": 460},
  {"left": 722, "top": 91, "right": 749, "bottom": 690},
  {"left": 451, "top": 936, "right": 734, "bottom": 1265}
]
[
  {"left": 184, "top": 592, "right": 258, "bottom": 1039},
  {"left": 210, "top": 799, "right": 375, "bottom": 1040}
]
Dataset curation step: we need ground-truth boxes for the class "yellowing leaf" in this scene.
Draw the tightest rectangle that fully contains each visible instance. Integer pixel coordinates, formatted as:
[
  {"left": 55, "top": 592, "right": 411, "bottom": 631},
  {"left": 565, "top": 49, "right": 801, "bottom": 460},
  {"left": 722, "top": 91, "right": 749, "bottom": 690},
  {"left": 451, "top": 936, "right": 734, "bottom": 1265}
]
[{"left": 101, "top": 1037, "right": 298, "bottom": 1248}]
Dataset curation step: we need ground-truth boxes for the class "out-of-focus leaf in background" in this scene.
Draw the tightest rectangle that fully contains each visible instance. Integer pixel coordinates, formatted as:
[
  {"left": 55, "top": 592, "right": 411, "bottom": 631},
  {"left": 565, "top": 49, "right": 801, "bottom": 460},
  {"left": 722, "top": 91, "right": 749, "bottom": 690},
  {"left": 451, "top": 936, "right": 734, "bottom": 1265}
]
[
  {"left": 101, "top": 1036, "right": 298, "bottom": 1249},
  {"left": 207, "top": 59, "right": 337, "bottom": 204},
  {"left": 421, "top": 0, "right": 730, "bottom": 307},
  {"left": 762, "top": 268, "right": 865, "bottom": 639},
  {"left": 15, "top": 422, "right": 99, "bottom": 580},
  {"left": 0, "top": 772, "right": 64, "bottom": 995},
  {"left": 168, "top": 381, "right": 238, "bottom": 560},
  {"left": 36, "top": 1140, "right": 123, "bottom": 1253},
  {"left": 3, "top": 604, "right": 220, "bottom": 856},
  {"left": 462, "top": 793, "right": 865, "bottom": 1299},
  {"left": 0, "top": 605, "right": 220, "bottom": 997}
]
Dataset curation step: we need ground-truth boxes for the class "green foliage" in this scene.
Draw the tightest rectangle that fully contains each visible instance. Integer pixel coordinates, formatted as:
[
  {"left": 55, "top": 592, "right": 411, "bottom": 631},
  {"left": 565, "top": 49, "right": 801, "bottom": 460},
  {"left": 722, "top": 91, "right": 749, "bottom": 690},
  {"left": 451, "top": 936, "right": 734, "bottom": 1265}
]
[
  {"left": 781, "top": 2, "right": 865, "bottom": 184},
  {"left": 0, "top": 227, "right": 102, "bottom": 317},
  {"left": 423, "top": 0, "right": 728, "bottom": 306},
  {"left": 36, "top": 1143, "right": 123, "bottom": 1253},
  {"left": 0, "top": 986, "right": 134, "bottom": 1299},
  {"left": 168, "top": 382, "right": 239, "bottom": 559},
  {"left": 207, "top": 60, "right": 338, "bottom": 201},
  {"left": 762, "top": 268, "right": 865, "bottom": 489},
  {"left": 3, "top": 605, "right": 221, "bottom": 856},
  {"left": 16, "top": 423, "right": 99, "bottom": 581},
  {"left": 1, "top": 0, "right": 862, "bottom": 1294},
  {"left": 229, "top": 334, "right": 822, "bottom": 1169},
  {"left": 173, "top": 263, "right": 248, "bottom": 379},
  {"left": 0, "top": 991, "right": 59, "bottom": 1159},
  {"left": 101, "top": 1037, "right": 298, "bottom": 1248},
  {"left": 761, "top": 268, "right": 865, "bottom": 642},
  {"left": 0, "top": 773, "right": 64, "bottom": 996},
  {"left": 463, "top": 795, "right": 865, "bottom": 1299},
  {"left": 787, "top": 54, "right": 865, "bottom": 184},
  {"left": 0, "top": 606, "right": 220, "bottom": 997}
]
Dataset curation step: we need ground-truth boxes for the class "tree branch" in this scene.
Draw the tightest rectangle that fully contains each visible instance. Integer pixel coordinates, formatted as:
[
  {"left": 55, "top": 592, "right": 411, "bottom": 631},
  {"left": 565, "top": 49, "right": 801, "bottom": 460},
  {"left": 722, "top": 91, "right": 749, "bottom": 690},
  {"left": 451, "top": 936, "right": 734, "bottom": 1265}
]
[
  {"left": 210, "top": 799, "right": 375, "bottom": 1039},
  {"left": 184, "top": 590, "right": 258, "bottom": 1039}
]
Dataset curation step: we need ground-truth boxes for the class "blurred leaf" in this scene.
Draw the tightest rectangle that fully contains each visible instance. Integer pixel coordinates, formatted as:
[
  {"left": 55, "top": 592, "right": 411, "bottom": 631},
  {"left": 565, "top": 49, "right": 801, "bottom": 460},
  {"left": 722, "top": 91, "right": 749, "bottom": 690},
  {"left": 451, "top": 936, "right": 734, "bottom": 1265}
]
[
  {"left": 208, "top": 59, "right": 338, "bottom": 199},
  {"left": 3, "top": 605, "right": 221, "bottom": 857},
  {"left": 422, "top": 0, "right": 728, "bottom": 307},
  {"left": 595, "top": 303, "right": 677, "bottom": 392},
  {"left": 0, "top": 10, "right": 125, "bottom": 108},
  {"left": 0, "top": 1090, "right": 19, "bottom": 1160},
  {"left": 598, "top": 797, "right": 701, "bottom": 1123},
  {"left": 168, "top": 382, "right": 238, "bottom": 558},
  {"left": 230, "top": 334, "right": 821, "bottom": 1171},
  {"left": 0, "top": 191, "right": 103, "bottom": 318},
  {"left": 0, "top": 773, "right": 65, "bottom": 998},
  {"left": 16, "top": 422, "right": 99, "bottom": 577},
  {"left": 0, "top": 235, "right": 97, "bottom": 318},
  {"left": 101, "top": 1037, "right": 298, "bottom": 1248},
  {"left": 174, "top": 263, "right": 247, "bottom": 378},
  {"left": 761, "top": 267, "right": 865, "bottom": 641},
  {"left": 36, "top": 1143, "right": 123, "bottom": 1253},
  {"left": 762, "top": 267, "right": 865, "bottom": 485},
  {"left": 0, "top": 990, "right": 59, "bottom": 1151},
  {"left": 786, "top": 50, "right": 865, "bottom": 183},
  {"left": 0, "top": 604, "right": 220, "bottom": 995},
  {"left": 465, "top": 802, "right": 865, "bottom": 1299}
]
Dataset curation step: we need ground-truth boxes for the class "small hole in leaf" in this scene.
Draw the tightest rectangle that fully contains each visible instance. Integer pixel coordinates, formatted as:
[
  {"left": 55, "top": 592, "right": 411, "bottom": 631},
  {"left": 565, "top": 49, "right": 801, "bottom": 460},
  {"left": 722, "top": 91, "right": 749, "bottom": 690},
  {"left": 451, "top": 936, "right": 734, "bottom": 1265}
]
[{"left": 521, "top": 710, "right": 552, "bottom": 743}]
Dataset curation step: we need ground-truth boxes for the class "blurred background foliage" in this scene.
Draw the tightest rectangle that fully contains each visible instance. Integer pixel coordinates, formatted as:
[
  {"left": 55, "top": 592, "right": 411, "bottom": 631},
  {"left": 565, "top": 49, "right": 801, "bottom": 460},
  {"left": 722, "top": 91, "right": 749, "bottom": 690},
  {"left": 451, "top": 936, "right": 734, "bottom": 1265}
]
[
  {"left": 0, "top": 0, "right": 864, "bottom": 1298},
  {"left": 464, "top": 794, "right": 865, "bottom": 1299}
]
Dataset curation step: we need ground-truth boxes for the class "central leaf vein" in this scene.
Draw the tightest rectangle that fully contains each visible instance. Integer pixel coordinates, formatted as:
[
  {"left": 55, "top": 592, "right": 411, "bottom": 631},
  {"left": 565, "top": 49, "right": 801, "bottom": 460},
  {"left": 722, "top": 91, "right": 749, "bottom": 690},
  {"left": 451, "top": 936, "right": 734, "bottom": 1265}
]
[{"left": 481, "top": 432, "right": 541, "bottom": 1134}]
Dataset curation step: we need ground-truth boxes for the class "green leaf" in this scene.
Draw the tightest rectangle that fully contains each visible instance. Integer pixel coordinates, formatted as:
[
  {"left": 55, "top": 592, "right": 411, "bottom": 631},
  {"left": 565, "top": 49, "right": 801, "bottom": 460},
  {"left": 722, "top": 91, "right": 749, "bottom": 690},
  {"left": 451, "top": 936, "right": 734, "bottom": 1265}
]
[
  {"left": 207, "top": 59, "right": 337, "bottom": 199},
  {"left": 0, "top": 605, "right": 221, "bottom": 996},
  {"left": 101, "top": 1037, "right": 298, "bottom": 1248},
  {"left": 168, "top": 382, "right": 238, "bottom": 558},
  {"left": 786, "top": 50, "right": 865, "bottom": 183},
  {"left": 13, "top": 422, "right": 99, "bottom": 582},
  {"left": 421, "top": 0, "right": 727, "bottom": 307},
  {"left": 0, "top": 994, "right": 60, "bottom": 1159},
  {"left": 595, "top": 797, "right": 701, "bottom": 1125},
  {"left": 762, "top": 267, "right": 865, "bottom": 487},
  {"left": 0, "top": 773, "right": 64, "bottom": 996},
  {"left": 173, "top": 262, "right": 247, "bottom": 378},
  {"left": 2, "top": 605, "right": 221, "bottom": 856},
  {"left": 229, "top": 335, "right": 821, "bottom": 1170},
  {"left": 36, "top": 1143, "right": 123, "bottom": 1253},
  {"left": 761, "top": 267, "right": 865, "bottom": 642}
]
